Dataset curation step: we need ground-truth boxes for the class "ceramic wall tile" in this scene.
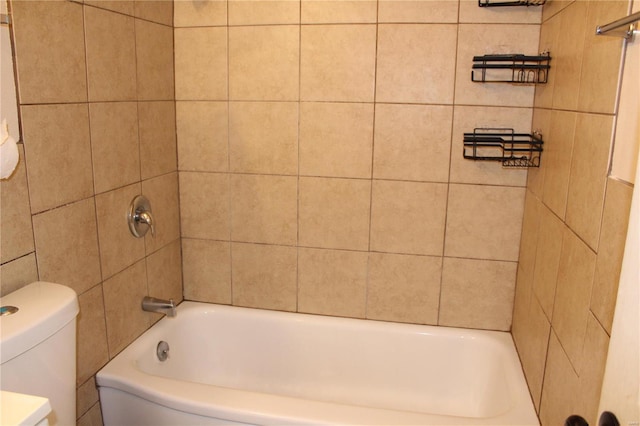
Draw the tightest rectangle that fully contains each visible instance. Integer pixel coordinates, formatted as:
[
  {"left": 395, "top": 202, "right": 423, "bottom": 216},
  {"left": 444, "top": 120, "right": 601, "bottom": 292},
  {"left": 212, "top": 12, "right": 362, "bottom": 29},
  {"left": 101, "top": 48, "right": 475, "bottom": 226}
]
[
  {"left": 0, "top": 254, "right": 38, "bottom": 297},
  {"left": 552, "top": 227, "right": 596, "bottom": 373},
  {"left": 146, "top": 239, "right": 183, "bottom": 306},
  {"left": 175, "top": 27, "right": 228, "bottom": 100},
  {"left": 231, "top": 243, "right": 297, "bottom": 311},
  {"left": 527, "top": 108, "right": 552, "bottom": 196},
  {"left": 229, "top": 0, "right": 300, "bottom": 25},
  {"left": 301, "top": 25, "right": 377, "bottom": 102},
  {"left": 373, "top": 104, "right": 452, "bottom": 183},
  {"left": 179, "top": 172, "right": 230, "bottom": 240},
  {"left": 76, "top": 377, "right": 99, "bottom": 419},
  {"left": 176, "top": 101, "right": 229, "bottom": 172},
  {"left": 539, "top": 332, "right": 582, "bottom": 425},
  {"left": 299, "top": 177, "right": 371, "bottom": 251},
  {"left": 445, "top": 184, "right": 525, "bottom": 261},
  {"left": 22, "top": 104, "right": 94, "bottom": 213},
  {"left": 76, "top": 285, "right": 109, "bottom": 385},
  {"left": 518, "top": 190, "right": 543, "bottom": 290},
  {"left": 229, "top": 25, "right": 299, "bottom": 101},
  {"left": 174, "top": 0, "right": 227, "bottom": 27},
  {"left": 376, "top": 24, "right": 457, "bottom": 104},
  {"left": 32, "top": 199, "right": 102, "bottom": 296},
  {"left": 551, "top": 1, "right": 587, "bottom": 111},
  {"left": 84, "top": 7, "right": 137, "bottom": 101},
  {"left": 0, "top": 146, "right": 34, "bottom": 263},
  {"left": 379, "top": 0, "right": 458, "bottom": 23},
  {"left": 11, "top": 1, "right": 87, "bottom": 104},
  {"left": 134, "top": 0, "right": 173, "bottom": 25},
  {"left": 139, "top": 101, "right": 177, "bottom": 180},
  {"left": 182, "top": 239, "right": 232, "bottom": 304},
  {"left": 89, "top": 102, "right": 140, "bottom": 194},
  {"left": 300, "top": 102, "right": 374, "bottom": 179},
  {"left": 534, "top": 15, "right": 560, "bottom": 109},
  {"left": 230, "top": 174, "right": 298, "bottom": 245},
  {"left": 367, "top": 252, "right": 441, "bottom": 325},
  {"left": 576, "top": 314, "right": 610, "bottom": 424},
  {"left": 577, "top": 0, "right": 627, "bottom": 114},
  {"left": 518, "top": 297, "right": 551, "bottom": 410},
  {"left": 229, "top": 101, "right": 298, "bottom": 175},
  {"left": 531, "top": 204, "right": 565, "bottom": 319},
  {"left": 591, "top": 178, "right": 633, "bottom": 334},
  {"left": 103, "top": 260, "right": 151, "bottom": 356},
  {"left": 370, "top": 180, "right": 447, "bottom": 256},
  {"left": 84, "top": 1, "right": 134, "bottom": 16},
  {"left": 302, "top": 0, "right": 376, "bottom": 23},
  {"left": 542, "top": 110, "right": 577, "bottom": 220},
  {"left": 76, "top": 404, "right": 102, "bottom": 426},
  {"left": 136, "top": 19, "right": 174, "bottom": 101},
  {"left": 565, "top": 113, "right": 613, "bottom": 250},
  {"left": 511, "top": 263, "right": 534, "bottom": 363},
  {"left": 541, "top": 0, "right": 572, "bottom": 22},
  {"left": 298, "top": 248, "right": 368, "bottom": 318},
  {"left": 440, "top": 257, "right": 517, "bottom": 331}
]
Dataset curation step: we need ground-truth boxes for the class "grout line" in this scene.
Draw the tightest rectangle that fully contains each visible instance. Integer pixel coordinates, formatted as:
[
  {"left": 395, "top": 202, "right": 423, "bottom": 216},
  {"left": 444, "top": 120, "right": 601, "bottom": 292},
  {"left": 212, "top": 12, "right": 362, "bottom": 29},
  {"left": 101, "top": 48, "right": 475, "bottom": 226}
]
[
  {"left": 80, "top": 2, "right": 107, "bottom": 296},
  {"left": 437, "top": 1, "right": 463, "bottom": 327},
  {"left": 532, "top": 312, "right": 554, "bottom": 410},
  {"left": 172, "top": 4, "right": 187, "bottom": 301},
  {"left": 363, "top": 0, "right": 382, "bottom": 320},
  {"left": 295, "top": 0, "right": 302, "bottom": 314},
  {"left": 226, "top": 0, "right": 234, "bottom": 307},
  {"left": 368, "top": 14, "right": 379, "bottom": 255}
]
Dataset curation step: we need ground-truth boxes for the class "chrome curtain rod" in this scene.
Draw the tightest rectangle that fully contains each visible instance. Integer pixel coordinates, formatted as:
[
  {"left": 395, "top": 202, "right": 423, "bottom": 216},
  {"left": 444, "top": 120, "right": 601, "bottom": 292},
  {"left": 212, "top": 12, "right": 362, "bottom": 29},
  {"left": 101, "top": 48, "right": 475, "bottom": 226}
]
[{"left": 596, "top": 10, "right": 640, "bottom": 39}]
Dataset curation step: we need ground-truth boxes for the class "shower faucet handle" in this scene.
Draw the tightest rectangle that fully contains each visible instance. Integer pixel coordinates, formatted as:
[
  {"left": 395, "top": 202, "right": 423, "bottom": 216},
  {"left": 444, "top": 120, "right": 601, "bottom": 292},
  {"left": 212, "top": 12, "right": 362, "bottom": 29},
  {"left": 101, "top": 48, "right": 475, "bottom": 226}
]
[
  {"left": 136, "top": 210, "right": 155, "bottom": 237},
  {"left": 128, "top": 195, "right": 156, "bottom": 238}
]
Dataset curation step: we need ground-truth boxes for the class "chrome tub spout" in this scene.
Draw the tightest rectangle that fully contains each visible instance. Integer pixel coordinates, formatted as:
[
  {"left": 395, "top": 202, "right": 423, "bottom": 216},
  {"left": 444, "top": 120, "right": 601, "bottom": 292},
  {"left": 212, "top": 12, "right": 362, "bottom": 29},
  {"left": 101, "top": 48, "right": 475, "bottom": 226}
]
[{"left": 142, "top": 296, "right": 176, "bottom": 317}]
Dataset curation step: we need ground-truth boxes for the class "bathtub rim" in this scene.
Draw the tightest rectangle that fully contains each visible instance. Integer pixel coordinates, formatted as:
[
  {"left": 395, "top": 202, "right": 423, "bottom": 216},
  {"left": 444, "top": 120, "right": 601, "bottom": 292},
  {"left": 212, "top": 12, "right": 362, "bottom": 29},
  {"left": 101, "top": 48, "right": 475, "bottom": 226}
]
[{"left": 97, "top": 301, "right": 540, "bottom": 426}]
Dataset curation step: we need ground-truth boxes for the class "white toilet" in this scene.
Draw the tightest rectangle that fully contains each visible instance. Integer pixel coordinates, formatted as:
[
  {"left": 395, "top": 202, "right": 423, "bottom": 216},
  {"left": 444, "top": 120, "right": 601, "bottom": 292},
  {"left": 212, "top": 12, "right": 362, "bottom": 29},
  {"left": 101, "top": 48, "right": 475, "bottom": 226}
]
[{"left": 1, "top": 282, "right": 79, "bottom": 426}]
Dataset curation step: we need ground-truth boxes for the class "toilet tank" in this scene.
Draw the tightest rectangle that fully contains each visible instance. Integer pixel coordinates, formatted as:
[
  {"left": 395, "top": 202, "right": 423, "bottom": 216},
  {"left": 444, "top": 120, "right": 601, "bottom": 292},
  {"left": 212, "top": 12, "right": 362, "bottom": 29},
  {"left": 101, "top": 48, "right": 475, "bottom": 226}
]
[{"left": 1, "top": 282, "right": 79, "bottom": 426}]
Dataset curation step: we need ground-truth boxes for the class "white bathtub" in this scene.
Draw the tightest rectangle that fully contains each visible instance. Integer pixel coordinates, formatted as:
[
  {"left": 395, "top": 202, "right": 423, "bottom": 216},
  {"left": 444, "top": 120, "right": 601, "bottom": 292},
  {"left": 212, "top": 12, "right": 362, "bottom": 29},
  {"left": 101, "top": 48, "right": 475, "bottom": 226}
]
[{"left": 97, "top": 302, "right": 539, "bottom": 426}]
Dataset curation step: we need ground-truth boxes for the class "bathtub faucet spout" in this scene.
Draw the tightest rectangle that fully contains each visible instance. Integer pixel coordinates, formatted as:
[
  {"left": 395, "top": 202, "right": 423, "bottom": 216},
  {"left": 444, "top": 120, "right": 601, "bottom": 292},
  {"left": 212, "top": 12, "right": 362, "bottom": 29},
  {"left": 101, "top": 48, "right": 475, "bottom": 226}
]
[{"left": 142, "top": 296, "right": 176, "bottom": 317}]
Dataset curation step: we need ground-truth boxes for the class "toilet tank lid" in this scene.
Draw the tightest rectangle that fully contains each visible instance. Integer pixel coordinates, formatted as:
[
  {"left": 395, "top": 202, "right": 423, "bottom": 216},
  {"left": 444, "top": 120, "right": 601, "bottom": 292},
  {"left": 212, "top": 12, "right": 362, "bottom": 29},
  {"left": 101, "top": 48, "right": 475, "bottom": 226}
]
[{"left": 0, "top": 282, "right": 79, "bottom": 364}]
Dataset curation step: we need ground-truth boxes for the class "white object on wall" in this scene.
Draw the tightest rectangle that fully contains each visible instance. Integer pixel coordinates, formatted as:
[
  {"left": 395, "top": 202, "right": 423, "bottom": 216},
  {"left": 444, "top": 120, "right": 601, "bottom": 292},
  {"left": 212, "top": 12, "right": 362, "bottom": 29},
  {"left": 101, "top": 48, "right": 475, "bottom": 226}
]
[
  {"left": 0, "top": 0, "right": 20, "bottom": 180},
  {"left": 1, "top": 118, "right": 18, "bottom": 179}
]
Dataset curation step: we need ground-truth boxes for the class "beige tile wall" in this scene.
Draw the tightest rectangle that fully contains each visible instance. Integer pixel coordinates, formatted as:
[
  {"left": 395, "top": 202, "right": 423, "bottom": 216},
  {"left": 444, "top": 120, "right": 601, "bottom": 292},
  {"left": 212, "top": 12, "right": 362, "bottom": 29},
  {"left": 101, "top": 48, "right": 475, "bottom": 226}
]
[
  {"left": 1, "top": 2, "right": 180, "bottom": 425},
  {"left": 4, "top": 2, "right": 631, "bottom": 425},
  {"left": 512, "top": 0, "right": 634, "bottom": 424},
  {"left": 176, "top": 0, "right": 542, "bottom": 333}
]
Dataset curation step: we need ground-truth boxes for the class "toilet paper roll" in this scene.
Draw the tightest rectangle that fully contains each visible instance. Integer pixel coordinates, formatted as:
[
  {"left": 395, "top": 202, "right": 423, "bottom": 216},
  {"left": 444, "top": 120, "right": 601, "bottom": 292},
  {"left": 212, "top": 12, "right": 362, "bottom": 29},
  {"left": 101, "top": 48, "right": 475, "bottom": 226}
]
[{"left": 1, "top": 118, "right": 19, "bottom": 180}]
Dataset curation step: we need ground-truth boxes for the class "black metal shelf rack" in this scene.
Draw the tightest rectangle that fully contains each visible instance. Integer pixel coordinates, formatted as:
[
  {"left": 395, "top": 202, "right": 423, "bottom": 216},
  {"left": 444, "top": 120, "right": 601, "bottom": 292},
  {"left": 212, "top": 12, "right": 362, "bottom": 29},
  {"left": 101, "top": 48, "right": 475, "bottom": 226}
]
[
  {"left": 479, "top": 0, "right": 545, "bottom": 7},
  {"left": 471, "top": 52, "right": 551, "bottom": 84},
  {"left": 463, "top": 128, "right": 544, "bottom": 168}
]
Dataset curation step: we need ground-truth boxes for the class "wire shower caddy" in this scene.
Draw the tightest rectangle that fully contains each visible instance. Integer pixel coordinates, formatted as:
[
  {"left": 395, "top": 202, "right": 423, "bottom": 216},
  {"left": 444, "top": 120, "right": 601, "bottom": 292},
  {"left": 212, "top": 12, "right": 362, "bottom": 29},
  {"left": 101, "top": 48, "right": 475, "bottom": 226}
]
[{"left": 463, "top": 128, "right": 544, "bottom": 168}]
